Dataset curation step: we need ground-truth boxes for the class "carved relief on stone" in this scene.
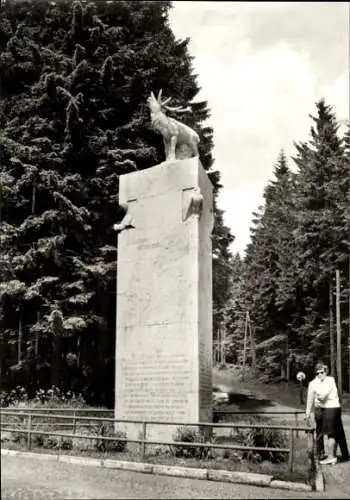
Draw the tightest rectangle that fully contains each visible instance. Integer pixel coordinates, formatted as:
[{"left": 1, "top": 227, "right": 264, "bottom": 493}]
[
  {"left": 183, "top": 187, "right": 203, "bottom": 221},
  {"left": 113, "top": 201, "right": 135, "bottom": 233}
]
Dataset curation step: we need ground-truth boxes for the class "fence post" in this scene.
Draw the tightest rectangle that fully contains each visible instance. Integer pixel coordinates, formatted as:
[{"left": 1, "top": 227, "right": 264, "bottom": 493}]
[
  {"left": 288, "top": 428, "right": 294, "bottom": 472},
  {"left": 295, "top": 412, "right": 299, "bottom": 438},
  {"left": 26, "top": 414, "right": 32, "bottom": 451},
  {"left": 58, "top": 435, "right": 62, "bottom": 455},
  {"left": 72, "top": 410, "right": 77, "bottom": 435},
  {"left": 140, "top": 422, "right": 147, "bottom": 459}
]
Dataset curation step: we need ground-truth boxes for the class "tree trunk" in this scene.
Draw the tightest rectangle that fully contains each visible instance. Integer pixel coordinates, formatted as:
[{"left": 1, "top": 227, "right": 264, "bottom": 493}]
[
  {"left": 248, "top": 314, "right": 256, "bottom": 376},
  {"left": 0, "top": 183, "right": 2, "bottom": 223},
  {"left": 32, "top": 184, "right": 36, "bottom": 214},
  {"left": 51, "top": 334, "right": 61, "bottom": 387},
  {"left": 18, "top": 316, "right": 22, "bottom": 364},
  {"left": 0, "top": 306, "right": 4, "bottom": 379},
  {"left": 286, "top": 355, "right": 291, "bottom": 381},
  {"left": 0, "top": 330, "right": 3, "bottom": 379},
  {"left": 35, "top": 311, "right": 40, "bottom": 357},
  {"left": 50, "top": 310, "right": 64, "bottom": 388},
  {"left": 285, "top": 338, "right": 290, "bottom": 381},
  {"left": 77, "top": 336, "right": 81, "bottom": 369}
]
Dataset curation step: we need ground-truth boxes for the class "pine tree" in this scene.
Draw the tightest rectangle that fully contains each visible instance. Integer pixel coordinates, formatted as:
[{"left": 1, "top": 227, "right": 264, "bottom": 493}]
[
  {"left": 240, "top": 151, "right": 298, "bottom": 379},
  {"left": 0, "top": 0, "right": 234, "bottom": 402},
  {"left": 212, "top": 203, "right": 234, "bottom": 341},
  {"left": 225, "top": 252, "right": 245, "bottom": 365},
  {"left": 292, "top": 99, "right": 348, "bottom": 373}
]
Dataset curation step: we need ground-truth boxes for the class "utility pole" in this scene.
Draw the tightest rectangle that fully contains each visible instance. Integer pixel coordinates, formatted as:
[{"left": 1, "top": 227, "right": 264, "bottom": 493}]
[
  {"left": 336, "top": 269, "right": 342, "bottom": 396},
  {"left": 221, "top": 312, "right": 227, "bottom": 366},
  {"left": 17, "top": 310, "right": 22, "bottom": 364},
  {"left": 220, "top": 326, "right": 224, "bottom": 365},
  {"left": 329, "top": 280, "right": 336, "bottom": 376},
  {"left": 242, "top": 311, "right": 248, "bottom": 381},
  {"left": 248, "top": 312, "right": 256, "bottom": 376},
  {"left": 35, "top": 311, "right": 40, "bottom": 357}
]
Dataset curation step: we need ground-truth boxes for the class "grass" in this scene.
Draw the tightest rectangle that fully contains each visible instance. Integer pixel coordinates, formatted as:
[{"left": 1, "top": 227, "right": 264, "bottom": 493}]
[{"left": 2, "top": 439, "right": 309, "bottom": 484}]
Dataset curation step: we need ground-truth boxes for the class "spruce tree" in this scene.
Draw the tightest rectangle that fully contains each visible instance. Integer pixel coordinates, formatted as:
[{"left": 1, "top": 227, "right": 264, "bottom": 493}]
[
  {"left": 0, "top": 0, "right": 234, "bottom": 402},
  {"left": 240, "top": 151, "right": 297, "bottom": 379},
  {"left": 292, "top": 99, "right": 348, "bottom": 372}
]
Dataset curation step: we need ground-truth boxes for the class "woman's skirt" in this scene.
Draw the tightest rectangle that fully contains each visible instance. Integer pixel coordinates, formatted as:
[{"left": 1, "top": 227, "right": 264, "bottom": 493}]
[{"left": 322, "top": 407, "right": 341, "bottom": 438}]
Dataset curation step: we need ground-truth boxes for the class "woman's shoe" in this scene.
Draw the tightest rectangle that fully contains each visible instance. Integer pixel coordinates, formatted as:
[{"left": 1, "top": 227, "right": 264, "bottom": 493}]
[{"left": 320, "top": 457, "right": 337, "bottom": 465}]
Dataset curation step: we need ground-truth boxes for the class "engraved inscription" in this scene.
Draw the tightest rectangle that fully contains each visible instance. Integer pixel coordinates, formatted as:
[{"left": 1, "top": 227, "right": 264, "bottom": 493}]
[{"left": 118, "top": 355, "right": 193, "bottom": 421}]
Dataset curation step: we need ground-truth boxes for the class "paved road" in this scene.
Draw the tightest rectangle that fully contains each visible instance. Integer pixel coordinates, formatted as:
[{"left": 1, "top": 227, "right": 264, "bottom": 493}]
[
  {"left": 322, "top": 461, "right": 350, "bottom": 499},
  {"left": 1, "top": 455, "right": 334, "bottom": 499}
]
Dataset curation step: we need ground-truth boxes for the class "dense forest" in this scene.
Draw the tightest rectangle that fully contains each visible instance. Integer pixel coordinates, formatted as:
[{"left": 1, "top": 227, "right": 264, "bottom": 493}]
[
  {"left": 1, "top": 1, "right": 348, "bottom": 407},
  {"left": 225, "top": 102, "right": 350, "bottom": 388},
  {"left": 0, "top": 0, "right": 234, "bottom": 406}
]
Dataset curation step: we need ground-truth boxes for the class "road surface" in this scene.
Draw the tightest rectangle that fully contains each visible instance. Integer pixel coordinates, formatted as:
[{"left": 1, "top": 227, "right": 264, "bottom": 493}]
[{"left": 1, "top": 454, "right": 335, "bottom": 499}]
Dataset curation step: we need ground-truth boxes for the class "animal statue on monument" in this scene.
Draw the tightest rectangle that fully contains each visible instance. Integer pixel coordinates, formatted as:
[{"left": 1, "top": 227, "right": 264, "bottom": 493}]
[{"left": 147, "top": 90, "right": 200, "bottom": 162}]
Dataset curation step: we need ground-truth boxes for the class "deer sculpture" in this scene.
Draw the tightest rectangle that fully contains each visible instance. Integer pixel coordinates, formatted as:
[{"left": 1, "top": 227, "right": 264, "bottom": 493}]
[{"left": 147, "top": 90, "right": 200, "bottom": 162}]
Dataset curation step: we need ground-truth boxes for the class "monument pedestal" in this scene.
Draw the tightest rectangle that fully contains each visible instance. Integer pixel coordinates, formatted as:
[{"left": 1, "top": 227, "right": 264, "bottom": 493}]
[{"left": 115, "top": 157, "right": 213, "bottom": 443}]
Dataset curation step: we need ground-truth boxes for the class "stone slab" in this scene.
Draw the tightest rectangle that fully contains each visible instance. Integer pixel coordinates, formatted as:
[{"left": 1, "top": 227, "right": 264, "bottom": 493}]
[
  {"left": 152, "top": 464, "right": 208, "bottom": 479},
  {"left": 102, "top": 459, "right": 153, "bottom": 473},
  {"left": 207, "top": 469, "right": 273, "bottom": 487},
  {"left": 1, "top": 449, "right": 58, "bottom": 461},
  {"left": 115, "top": 158, "right": 213, "bottom": 441},
  {"left": 59, "top": 456, "right": 101, "bottom": 467},
  {"left": 270, "top": 479, "right": 312, "bottom": 492}
]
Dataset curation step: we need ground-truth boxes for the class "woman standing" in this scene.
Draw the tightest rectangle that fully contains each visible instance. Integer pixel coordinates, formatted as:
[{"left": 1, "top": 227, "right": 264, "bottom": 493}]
[{"left": 305, "top": 362, "right": 349, "bottom": 465}]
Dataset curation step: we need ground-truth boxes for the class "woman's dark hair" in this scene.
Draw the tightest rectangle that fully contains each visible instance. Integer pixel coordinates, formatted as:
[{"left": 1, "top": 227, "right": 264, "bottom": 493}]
[{"left": 315, "top": 362, "right": 328, "bottom": 374}]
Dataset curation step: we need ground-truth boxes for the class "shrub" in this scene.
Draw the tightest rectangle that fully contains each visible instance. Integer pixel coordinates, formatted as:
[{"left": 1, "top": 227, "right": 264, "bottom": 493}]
[
  {"left": 3, "top": 411, "right": 28, "bottom": 445},
  {"left": 31, "top": 387, "right": 86, "bottom": 407},
  {"left": 43, "top": 435, "right": 73, "bottom": 450},
  {"left": 94, "top": 422, "right": 127, "bottom": 453},
  {"left": 11, "top": 429, "right": 27, "bottom": 445},
  {"left": 72, "top": 435, "right": 96, "bottom": 452},
  {"left": 0, "top": 386, "right": 28, "bottom": 407},
  {"left": 171, "top": 426, "right": 215, "bottom": 459},
  {"left": 1, "top": 387, "right": 87, "bottom": 448},
  {"left": 236, "top": 416, "right": 288, "bottom": 463},
  {"left": 3, "top": 387, "right": 87, "bottom": 411},
  {"left": 149, "top": 445, "right": 171, "bottom": 457},
  {"left": 31, "top": 423, "right": 59, "bottom": 448}
]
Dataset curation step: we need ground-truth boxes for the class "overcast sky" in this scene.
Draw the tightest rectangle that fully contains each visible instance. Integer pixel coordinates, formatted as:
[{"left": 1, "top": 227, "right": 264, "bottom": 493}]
[{"left": 168, "top": 1, "right": 350, "bottom": 256}]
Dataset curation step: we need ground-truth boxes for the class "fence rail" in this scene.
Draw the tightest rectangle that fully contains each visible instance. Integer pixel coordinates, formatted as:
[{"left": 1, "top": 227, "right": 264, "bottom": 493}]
[
  {"left": 0, "top": 407, "right": 305, "bottom": 414},
  {"left": 0, "top": 408, "right": 315, "bottom": 473}
]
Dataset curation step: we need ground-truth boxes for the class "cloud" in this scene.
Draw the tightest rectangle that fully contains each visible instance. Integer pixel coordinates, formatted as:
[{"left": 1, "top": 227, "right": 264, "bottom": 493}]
[
  {"left": 241, "top": 2, "right": 350, "bottom": 81},
  {"left": 169, "top": 2, "right": 350, "bottom": 255}
]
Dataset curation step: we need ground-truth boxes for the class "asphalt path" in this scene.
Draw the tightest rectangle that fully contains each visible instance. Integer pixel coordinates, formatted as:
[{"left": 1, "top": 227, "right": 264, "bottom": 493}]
[{"left": 1, "top": 455, "right": 335, "bottom": 499}]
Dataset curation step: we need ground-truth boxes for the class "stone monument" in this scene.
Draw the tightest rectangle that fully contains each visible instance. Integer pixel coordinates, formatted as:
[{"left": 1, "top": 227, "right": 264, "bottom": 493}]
[{"left": 114, "top": 91, "right": 213, "bottom": 442}]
